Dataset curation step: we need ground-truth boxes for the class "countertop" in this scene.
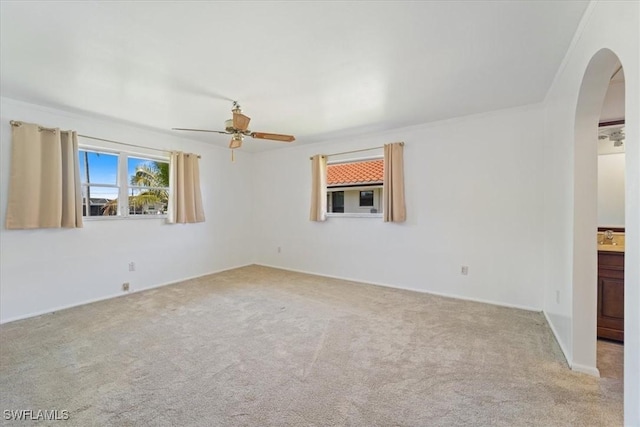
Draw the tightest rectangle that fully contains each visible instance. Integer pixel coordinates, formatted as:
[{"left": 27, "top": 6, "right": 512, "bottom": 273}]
[{"left": 598, "top": 244, "right": 625, "bottom": 253}]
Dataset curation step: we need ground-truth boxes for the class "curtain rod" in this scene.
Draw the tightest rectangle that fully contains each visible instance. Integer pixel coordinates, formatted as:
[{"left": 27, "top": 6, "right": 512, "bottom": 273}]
[
  {"left": 309, "top": 142, "right": 403, "bottom": 160},
  {"left": 78, "top": 134, "right": 199, "bottom": 159},
  {"left": 10, "top": 120, "right": 200, "bottom": 158}
]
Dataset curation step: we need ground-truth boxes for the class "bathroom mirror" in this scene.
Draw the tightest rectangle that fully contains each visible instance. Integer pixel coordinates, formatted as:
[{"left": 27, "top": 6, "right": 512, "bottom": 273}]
[{"left": 597, "top": 121, "right": 625, "bottom": 227}]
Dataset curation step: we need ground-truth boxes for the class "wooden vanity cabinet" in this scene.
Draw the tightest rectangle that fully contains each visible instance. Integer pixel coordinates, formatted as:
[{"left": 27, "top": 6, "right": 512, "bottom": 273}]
[{"left": 597, "top": 251, "right": 624, "bottom": 342}]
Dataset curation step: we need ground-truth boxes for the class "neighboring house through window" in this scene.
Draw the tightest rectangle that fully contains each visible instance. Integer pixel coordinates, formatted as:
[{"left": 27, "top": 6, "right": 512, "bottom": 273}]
[
  {"left": 79, "top": 148, "right": 170, "bottom": 218},
  {"left": 326, "top": 157, "right": 383, "bottom": 214}
]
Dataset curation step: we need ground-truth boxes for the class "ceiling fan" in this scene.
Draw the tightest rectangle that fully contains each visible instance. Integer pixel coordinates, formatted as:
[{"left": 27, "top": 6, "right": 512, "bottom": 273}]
[
  {"left": 172, "top": 101, "right": 295, "bottom": 150},
  {"left": 598, "top": 126, "right": 625, "bottom": 147}
]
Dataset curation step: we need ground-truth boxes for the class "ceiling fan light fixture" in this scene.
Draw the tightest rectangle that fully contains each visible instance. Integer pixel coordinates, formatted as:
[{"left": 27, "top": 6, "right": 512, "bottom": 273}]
[
  {"left": 608, "top": 130, "right": 625, "bottom": 147},
  {"left": 598, "top": 127, "right": 625, "bottom": 148}
]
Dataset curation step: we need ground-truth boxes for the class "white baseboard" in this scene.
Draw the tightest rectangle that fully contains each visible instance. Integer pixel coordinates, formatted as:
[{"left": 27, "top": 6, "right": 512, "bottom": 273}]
[
  {"left": 254, "top": 263, "right": 541, "bottom": 312},
  {"left": 572, "top": 363, "right": 600, "bottom": 377},
  {"left": 0, "top": 263, "right": 253, "bottom": 325},
  {"left": 543, "top": 310, "right": 572, "bottom": 367},
  {"left": 541, "top": 310, "right": 601, "bottom": 378}
]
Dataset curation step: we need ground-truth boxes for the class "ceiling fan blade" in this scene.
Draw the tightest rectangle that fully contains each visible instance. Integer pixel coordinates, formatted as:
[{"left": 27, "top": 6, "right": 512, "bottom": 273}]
[
  {"left": 250, "top": 132, "right": 295, "bottom": 142},
  {"left": 233, "top": 113, "right": 251, "bottom": 131},
  {"left": 229, "top": 136, "right": 243, "bottom": 149},
  {"left": 172, "top": 128, "right": 230, "bottom": 135}
]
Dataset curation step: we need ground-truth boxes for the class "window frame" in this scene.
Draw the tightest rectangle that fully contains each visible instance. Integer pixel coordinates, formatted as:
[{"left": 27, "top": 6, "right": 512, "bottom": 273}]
[
  {"left": 126, "top": 155, "right": 170, "bottom": 216},
  {"left": 325, "top": 154, "right": 383, "bottom": 219},
  {"left": 327, "top": 190, "right": 345, "bottom": 213},
  {"left": 359, "top": 190, "right": 374, "bottom": 207},
  {"left": 79, "top": 145, "right": 170, "bottom": 220}
]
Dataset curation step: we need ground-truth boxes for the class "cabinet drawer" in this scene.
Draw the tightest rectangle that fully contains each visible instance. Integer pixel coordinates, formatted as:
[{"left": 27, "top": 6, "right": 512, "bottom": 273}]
[
  {"left": 599, "top": 267, "right": 624, "bottom": 279},
  {"left": 598, "top": 252, "right": 624, "bottom": 269}
]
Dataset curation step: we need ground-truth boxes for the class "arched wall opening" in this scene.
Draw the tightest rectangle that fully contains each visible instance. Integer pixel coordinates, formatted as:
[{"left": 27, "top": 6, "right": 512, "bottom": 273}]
[{"left": 572, "top": 48, "right": 623, "bottom": 375}]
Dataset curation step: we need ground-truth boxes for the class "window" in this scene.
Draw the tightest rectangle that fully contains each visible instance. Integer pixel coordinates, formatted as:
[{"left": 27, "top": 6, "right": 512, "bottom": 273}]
[
  {"left": 79, "top": 149, "right": 169, "bottom": 218},
  {"left": 328, "top": 191, "right": 345, "bottom": 213},
  {"left": 79, "top": 150, "right": 119, "bottom": 216},
  {"left": 326, "top": 156, "right": 383, "bottom": 216},
  {"left": 359, "top": 190, "right": 374, "bottom": 207},
  {"left": 127, "top": 156, "right": 169, "bottom": 215}
]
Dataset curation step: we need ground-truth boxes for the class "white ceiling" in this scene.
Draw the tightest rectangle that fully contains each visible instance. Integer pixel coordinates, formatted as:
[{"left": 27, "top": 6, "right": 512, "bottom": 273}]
[{"left": 0, "top": 1, "right": 589, "bottom": 151}]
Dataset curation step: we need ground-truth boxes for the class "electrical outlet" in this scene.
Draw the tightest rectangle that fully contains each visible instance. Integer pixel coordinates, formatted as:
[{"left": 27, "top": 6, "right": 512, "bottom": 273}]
[
  {"left": 122, "top": 282, "right": 130, "bottom": 292},
  {"left": 128, "top": 262, "right": 135, "bottom": 272},
  {"left": 277, "top": 247, "right": 281, "bottom": 254},
  {"left": 461, "top": 266, "right": 469, "bottom": 275}
]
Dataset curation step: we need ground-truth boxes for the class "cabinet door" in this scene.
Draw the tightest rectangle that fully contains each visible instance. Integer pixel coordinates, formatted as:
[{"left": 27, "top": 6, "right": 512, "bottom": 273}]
[{"left": 597, "top": 275, "right": 624, "bottom": 341}]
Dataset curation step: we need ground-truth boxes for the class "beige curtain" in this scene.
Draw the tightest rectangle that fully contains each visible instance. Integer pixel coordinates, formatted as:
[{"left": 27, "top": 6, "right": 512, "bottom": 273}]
[
  {"left": 383, "top": 142, "right": 406, "bottom": 222},
  {"left": 309, "top": 154, "right": 327, "bottom": 221},
  {"left": 167, "top": 152, "right": 205, "bottom": 224},
  {"left": 5, "top": 121, "right": 83, "bottom": 229}
]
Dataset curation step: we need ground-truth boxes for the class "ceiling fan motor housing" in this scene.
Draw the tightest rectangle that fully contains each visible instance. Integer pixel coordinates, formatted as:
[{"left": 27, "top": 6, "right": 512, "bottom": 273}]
[{"left": 173, "top": 101, "right": 295, "bottom": 149}]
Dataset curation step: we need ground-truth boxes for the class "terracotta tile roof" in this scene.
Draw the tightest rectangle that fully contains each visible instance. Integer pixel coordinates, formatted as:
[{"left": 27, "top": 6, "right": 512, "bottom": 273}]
[{"left": 327, "top": 159, "right": 384, "bottom": 186}]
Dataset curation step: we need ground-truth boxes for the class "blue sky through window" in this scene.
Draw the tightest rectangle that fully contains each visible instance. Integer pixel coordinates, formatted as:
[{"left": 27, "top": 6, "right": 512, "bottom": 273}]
[
  {"left": 78, "top": 151, "right": 117, "bottom": 184},
  {"left": 78, "top": 150, "right": 118, "bottom": 199}
]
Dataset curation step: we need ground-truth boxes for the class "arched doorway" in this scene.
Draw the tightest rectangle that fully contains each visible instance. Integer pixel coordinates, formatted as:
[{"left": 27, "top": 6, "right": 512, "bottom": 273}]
[{"left": 572, "top": 48, "right": 624, "bottom": 375}]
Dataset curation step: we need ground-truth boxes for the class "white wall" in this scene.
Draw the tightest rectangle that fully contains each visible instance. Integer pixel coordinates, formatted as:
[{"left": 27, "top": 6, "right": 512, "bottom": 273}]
[
  {"left": 252, "top": 104, "right": 545, "bottom": 311},
  {"left": 598, "top": 153, "right": 625, "bottom": 227},
  {"left": 0, "top": 97, "right": 254, "bottom": 323},
  {"left": 542, "top": 1, "right": 639, "bottom": 424},
  {"left": 599, "top": 78, "right": 625, "bottom": 122}
]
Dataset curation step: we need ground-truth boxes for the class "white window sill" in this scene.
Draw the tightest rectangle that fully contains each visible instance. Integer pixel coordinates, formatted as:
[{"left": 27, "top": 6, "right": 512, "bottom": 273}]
[
  {"left": 83, "top": 215, "right": 168, "bottom": 221},
  {"left": 326, "top": 213, "right": 383, "bottom": 218}
]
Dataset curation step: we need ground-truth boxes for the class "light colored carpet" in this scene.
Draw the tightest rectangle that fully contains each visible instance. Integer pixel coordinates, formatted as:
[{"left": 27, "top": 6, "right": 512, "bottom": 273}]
[{"left": 0, "top": 265, "right": 623, "bottom": 426}]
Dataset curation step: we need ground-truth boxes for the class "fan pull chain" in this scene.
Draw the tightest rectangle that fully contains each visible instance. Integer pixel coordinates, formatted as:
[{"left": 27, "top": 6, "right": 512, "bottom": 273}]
[{"left": 231, "top": 149, "right": 235, "bottom": 162}]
